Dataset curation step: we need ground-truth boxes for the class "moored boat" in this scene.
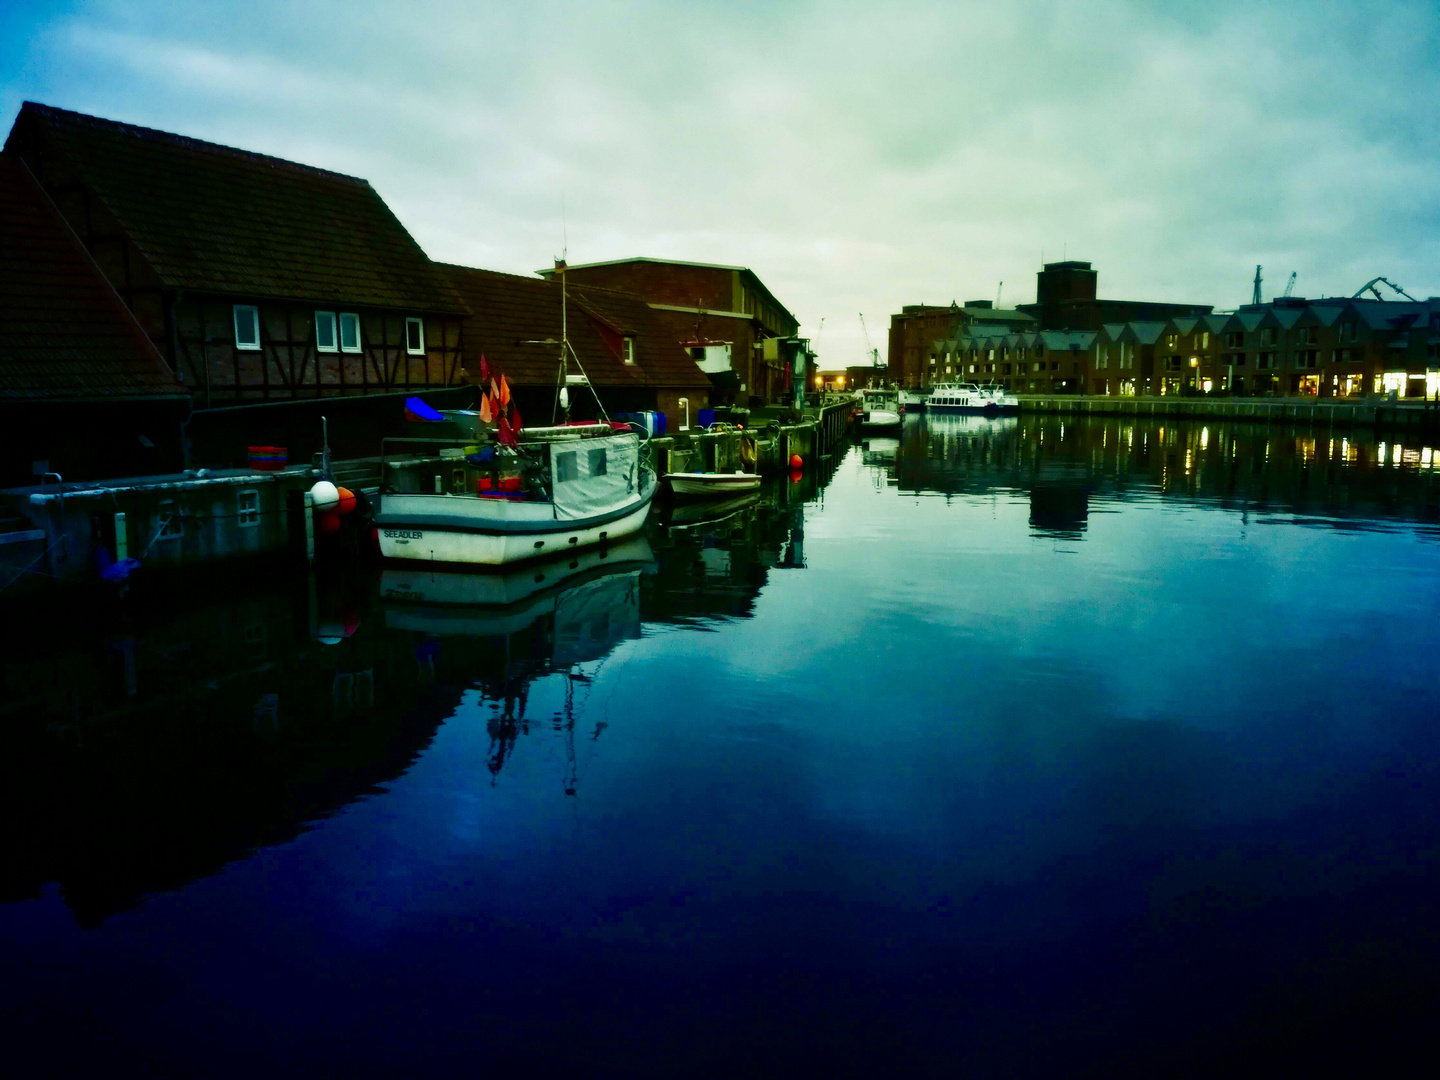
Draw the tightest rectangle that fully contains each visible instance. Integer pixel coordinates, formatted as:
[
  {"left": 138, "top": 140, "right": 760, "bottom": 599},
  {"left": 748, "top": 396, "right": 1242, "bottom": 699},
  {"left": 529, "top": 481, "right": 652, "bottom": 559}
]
[
  {"left": 924, "top": 382, "right": 1019, "bottom": 414},
  {"left": 376, "top": 423, "right": 657, "bottom": 566},
  {"left": 663, "top": 470, "right": 761, "bottom": 498},
  {"left": 859, "top": 388, "right": 901, "bottom": 429}
]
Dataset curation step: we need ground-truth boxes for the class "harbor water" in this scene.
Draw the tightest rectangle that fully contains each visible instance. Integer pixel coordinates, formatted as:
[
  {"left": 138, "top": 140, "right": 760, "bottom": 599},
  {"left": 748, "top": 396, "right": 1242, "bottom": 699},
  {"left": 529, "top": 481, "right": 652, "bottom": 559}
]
[{"left": 4, "top": 413, "right": 1440, "bottom": 1076}]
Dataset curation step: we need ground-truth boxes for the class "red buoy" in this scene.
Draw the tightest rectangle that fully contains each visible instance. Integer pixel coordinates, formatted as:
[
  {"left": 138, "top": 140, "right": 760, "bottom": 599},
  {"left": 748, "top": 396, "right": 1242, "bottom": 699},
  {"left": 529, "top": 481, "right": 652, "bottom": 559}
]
[
  {"left": 335, "top": 486, "right": 357, "bottom": 515},
  {"left": 316, "top": 509, "right": 342, "bottom": 534},
  {"left": 790, "top": 467, "right": 804, "bottom": 484},
  {"left": 789, "top": 453, "right": 803, "bottom": 468}
]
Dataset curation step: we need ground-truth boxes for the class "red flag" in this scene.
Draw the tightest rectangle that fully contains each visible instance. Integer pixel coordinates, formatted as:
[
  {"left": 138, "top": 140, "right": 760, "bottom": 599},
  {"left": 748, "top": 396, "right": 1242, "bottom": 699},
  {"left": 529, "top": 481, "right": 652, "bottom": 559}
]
[
  {"left": 510, "top": 403, "right": 523, "bottom": 432},
  {"left": 498, "top": 415, "right": 517, "bottom": 448},
  {"left": 479, "top": 355, "right": 490, "bottom": 384}
]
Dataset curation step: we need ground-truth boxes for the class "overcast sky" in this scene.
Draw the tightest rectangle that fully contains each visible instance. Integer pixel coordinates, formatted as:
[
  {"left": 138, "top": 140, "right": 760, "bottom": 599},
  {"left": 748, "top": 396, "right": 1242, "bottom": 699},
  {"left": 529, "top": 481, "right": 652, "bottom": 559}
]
[{"left": 3, "top": 0, "right": 1437, "bottom": 366}]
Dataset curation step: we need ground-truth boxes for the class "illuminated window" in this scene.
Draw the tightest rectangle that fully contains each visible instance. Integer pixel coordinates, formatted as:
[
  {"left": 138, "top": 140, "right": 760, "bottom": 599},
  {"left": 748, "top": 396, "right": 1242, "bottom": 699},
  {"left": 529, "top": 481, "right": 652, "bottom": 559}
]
[{"left": 622, "top": 336, "right": 636, "bottom": 364}]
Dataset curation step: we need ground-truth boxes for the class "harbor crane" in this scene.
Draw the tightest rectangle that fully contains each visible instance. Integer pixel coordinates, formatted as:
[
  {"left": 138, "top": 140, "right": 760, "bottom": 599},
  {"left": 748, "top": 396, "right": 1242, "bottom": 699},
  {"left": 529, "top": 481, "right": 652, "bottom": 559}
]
[
  {"left": 1252, "top": 265, "right": 1262, "bottom": 306},
  {"left": 858, "top": 313, "right": 879, "bottom": 366},
  {"left": 1283, "top": 272, "right": 1297, "bottom": 298},
  {"left": 1352, "top": 276, "right": 1419, "bottom": 303}
]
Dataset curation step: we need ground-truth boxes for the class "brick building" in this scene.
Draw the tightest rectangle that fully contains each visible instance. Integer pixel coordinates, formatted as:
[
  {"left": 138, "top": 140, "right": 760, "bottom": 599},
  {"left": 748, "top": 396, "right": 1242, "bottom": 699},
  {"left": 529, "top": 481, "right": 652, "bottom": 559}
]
[
  {"left": 439, "top": 265, "right": 713, "bottom": 434},
  {"left": 889, "top": 301, "right": 1035, "bottom": 389},
  {"left": 539, "top": 258, "right": 803, "bottom": 407},
  {"left": 4, "top": 103, "right": 470, "bottom": 463},
  {"left": 1017, "top": 260, "right": 1213, "bottom": 331}
]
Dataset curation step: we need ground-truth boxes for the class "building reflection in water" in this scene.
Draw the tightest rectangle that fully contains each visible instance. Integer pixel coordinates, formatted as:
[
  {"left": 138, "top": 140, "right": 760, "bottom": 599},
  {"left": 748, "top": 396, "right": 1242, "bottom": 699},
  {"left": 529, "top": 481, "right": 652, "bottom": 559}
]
[
  {"left": 0, "top": 480, "right": 813, "bottom": 925},
  {"left": 879, "top": 412, "right": 1440, "bottom": 534}
]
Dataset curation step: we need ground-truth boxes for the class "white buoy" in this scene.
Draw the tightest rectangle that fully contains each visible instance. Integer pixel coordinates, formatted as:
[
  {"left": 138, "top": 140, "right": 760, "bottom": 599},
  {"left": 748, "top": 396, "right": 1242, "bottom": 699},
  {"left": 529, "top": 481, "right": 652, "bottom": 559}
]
[
  {"left": 559, "top": 386, "right": 570, "bottom": 411},
  {"left": 310, "top": 480, "right": 339, "bottom": 511}
]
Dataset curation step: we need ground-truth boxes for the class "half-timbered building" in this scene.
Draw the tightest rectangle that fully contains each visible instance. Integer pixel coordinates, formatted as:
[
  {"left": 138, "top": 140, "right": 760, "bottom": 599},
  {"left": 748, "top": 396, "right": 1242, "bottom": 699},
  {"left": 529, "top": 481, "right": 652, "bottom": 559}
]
[{"left": 5, "top": 103, "right": 468, "bottom": 460}]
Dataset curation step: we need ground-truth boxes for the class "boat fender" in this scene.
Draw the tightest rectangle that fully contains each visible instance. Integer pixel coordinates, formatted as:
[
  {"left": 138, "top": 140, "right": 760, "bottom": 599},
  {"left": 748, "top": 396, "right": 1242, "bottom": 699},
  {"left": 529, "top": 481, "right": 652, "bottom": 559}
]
[{"left": 789, "top": 453, "right": 803, "bottom": 468}]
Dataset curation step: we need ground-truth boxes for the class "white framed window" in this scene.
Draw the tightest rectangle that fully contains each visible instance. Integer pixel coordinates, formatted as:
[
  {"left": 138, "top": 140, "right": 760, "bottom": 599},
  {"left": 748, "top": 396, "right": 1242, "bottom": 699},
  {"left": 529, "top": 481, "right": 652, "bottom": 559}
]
[
  {"left": 339, "top": 312, "right": 361, "bottom": 353},
  {"left": 622, "top": 336, "right": 636, "bottom": 365},
  {"left": 233, "top": 305, "right": 260, "bottom": 351},
  {"left": 405, "top": 317, "right": 425, "bottom": 355},
  {"left": 315, "top": 312, "right": 337, "bottom": 353},
  {"left": 237, "top": 489, "right": 260, "bottom": 527}
]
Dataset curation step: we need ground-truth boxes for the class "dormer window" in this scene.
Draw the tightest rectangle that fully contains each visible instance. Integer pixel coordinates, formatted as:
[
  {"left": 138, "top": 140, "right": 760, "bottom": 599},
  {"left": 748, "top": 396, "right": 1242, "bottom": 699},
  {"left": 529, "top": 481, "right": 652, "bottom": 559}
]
[
  {"left": 405, "top": 318, "right": 425, "bottom": 355},
  {"left": 234, "top": 305, "right": 260, "bottom": 351},
  {"left": 315, "top": 311, "right": 338, "bottom": 353},
  {"left": 622, "top": 336, "right": 636, "bottom": 364},
  {"left": 339, "top": 313, "right": 361, "bottom": 353}
]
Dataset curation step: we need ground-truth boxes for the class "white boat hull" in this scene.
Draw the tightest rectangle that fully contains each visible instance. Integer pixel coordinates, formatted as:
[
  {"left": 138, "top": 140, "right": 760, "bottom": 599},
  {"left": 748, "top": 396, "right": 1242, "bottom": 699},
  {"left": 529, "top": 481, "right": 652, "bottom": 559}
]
[
  {"left": 665, "top": 472, "right": 761, "bottom": 498},
  {"left": 861, "top": 409, "right": 901, "bottom": 428},
  {"left": 378, "top": 495, "right": 653, "bottom": 566}
]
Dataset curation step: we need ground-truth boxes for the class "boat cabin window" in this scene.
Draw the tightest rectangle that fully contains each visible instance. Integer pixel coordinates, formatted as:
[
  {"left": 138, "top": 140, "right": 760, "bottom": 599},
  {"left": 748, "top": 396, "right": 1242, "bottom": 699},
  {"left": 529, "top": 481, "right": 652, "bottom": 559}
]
[
  {"left": 237, "top": 489, "right": 260, "bottom": 527},
  {"left": 555, "top": 450, "right": 579, "bottom": 483},
  {"left": 589, "top": 448, "right": 608, "bottom": 475}
]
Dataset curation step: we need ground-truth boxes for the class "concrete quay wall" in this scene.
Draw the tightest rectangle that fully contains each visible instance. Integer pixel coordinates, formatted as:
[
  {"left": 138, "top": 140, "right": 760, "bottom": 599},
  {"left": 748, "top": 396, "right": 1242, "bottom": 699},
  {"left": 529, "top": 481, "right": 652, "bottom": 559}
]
[{"left": 1015, "top": 395, "right": 1438, "bottom": 434}]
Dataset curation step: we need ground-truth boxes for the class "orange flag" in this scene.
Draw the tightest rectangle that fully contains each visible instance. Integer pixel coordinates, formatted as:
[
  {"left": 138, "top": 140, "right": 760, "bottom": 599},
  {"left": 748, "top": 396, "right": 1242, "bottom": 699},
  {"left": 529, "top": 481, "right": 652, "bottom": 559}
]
[
  {"left": 479, "top": 394, "right": 493, "bottom": 423},
  {"left": 499, "top": 374, "right": 511, "bottom": 408}
]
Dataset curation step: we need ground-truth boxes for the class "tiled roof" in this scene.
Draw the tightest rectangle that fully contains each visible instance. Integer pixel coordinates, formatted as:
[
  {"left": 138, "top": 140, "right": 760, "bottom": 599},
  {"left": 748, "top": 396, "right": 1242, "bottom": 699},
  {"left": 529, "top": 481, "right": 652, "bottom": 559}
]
[
  {"left": 438, "top": 264, "right": 709, "bottom": 391},
  {"left": 8, "top": 103, "right": 466, "bottom": 314},
  {"left": 0, "top": 156, "right": 186, "bottom": 401}
]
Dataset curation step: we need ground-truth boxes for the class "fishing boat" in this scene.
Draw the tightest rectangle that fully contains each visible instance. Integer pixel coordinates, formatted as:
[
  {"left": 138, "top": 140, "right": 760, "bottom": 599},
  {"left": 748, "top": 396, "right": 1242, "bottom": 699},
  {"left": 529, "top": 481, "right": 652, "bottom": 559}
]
[
  {"left": 859, "top": 388, "right": 901, "bottom": 430},
  {"left": 375, "top": 262, "right": 657, "bottom": 567},
  {"left": 924, "top": 382, "right": 1019, "bottom": 414},
  {"left": 663, "top": 470, "right": 761, "bottom": 498}
]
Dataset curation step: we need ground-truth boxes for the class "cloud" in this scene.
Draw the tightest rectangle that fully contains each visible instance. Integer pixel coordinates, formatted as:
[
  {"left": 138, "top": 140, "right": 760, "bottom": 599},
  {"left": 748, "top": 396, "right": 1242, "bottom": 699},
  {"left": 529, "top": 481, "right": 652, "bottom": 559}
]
[{"left": 3, "top": 0, "right": 1437, "bottom": 366}]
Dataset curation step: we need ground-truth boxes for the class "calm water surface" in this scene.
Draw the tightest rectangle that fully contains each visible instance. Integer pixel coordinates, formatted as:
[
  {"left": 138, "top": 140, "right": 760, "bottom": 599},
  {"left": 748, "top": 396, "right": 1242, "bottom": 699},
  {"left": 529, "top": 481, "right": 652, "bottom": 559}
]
[{"left": 4, "top": 414, "right": 1440, "bottom": 1076}]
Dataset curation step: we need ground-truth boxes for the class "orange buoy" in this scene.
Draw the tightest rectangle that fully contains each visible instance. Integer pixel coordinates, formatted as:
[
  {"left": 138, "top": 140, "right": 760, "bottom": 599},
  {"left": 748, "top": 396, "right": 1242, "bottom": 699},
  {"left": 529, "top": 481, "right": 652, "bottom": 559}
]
[
  {"left": 335, "top": 486, "right": 357, "bottom": 515},
  {"left": 789, "top": 453, "right": 803, "bottom": 468},
  {"left": 316, "top": 509, "right": 342, "bottom": 534}
]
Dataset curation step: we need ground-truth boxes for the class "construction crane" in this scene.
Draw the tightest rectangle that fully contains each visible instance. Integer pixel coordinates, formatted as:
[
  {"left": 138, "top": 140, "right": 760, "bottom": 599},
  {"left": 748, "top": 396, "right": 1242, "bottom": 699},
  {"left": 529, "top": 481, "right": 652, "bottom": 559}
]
[
  {"left": 858, "top": 312, "right": 879, "bottom": 366},
  {"left": 1352, "top": 276, "right": 1419, "bottom": 302},
  {"left": 1252, "top": 265, "right": 1262, "bottom": 306},
  {"left": 1283, "top": 272, "right": 1297, "bottom": 298}
]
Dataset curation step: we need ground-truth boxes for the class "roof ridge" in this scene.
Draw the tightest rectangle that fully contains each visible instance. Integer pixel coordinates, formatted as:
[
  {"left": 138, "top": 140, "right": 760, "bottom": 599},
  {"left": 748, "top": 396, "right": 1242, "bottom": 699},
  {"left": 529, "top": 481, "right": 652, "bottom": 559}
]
[{"left": 21, "top": 101, "right": 371, "bottom": 187}]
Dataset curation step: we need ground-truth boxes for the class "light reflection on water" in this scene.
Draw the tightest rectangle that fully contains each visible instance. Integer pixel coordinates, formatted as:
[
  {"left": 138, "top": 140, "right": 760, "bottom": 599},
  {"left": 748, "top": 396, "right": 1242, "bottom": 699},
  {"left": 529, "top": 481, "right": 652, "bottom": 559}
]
[{"left": 3, "top": 415, "right": 1440, "bottom": 1076}]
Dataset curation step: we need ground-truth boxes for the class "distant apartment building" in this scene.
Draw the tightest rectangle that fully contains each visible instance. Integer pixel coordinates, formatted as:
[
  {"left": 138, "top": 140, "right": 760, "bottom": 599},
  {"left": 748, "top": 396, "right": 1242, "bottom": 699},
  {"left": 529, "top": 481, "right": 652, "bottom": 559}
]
[
  {"left": 888, "top": 301, "right": 1035, "bottom": 389},
  {"left": 539, "top": 258, "right": 805, "bottom": 408},
  {"left": 1085, "top": 295, "right": 1440, "bottom": 398}
]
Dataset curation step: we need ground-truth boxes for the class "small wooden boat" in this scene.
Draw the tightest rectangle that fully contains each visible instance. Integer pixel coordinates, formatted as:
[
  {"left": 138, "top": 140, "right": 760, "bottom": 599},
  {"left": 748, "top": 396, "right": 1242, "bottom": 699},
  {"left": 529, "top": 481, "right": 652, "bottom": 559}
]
[{"left": 663, "top": 470, "right": 761, "bottom": 498}]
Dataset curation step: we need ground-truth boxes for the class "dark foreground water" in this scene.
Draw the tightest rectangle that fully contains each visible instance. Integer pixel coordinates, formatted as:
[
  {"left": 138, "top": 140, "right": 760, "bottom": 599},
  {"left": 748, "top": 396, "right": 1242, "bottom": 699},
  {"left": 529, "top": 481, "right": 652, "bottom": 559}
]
[{"left": 4, "top": 414, "right": 1440, "bottom": 1077}]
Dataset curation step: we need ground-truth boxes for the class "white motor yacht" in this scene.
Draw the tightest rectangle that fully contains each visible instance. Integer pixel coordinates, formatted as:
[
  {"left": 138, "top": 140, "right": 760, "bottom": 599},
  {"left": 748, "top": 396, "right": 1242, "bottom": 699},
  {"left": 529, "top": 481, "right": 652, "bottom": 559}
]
[
  {"left": 859, "top": 388, "right": 901, "bottom": 429},
  {"left": 924, "top": 382, "right": 1019, "bottom": 414}
]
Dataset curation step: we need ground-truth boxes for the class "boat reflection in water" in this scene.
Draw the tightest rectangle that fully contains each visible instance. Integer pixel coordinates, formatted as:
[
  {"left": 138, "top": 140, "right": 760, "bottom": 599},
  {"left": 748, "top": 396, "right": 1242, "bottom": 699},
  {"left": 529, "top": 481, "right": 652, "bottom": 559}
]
[{"left": 378, "top": 537, "right": 654, "bottom": 789}]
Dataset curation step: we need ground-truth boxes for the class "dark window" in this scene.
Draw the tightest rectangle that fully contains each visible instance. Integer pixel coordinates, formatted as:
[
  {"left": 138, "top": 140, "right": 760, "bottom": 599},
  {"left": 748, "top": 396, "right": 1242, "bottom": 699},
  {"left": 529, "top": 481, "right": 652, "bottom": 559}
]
[
  {"left": 588, "top": 448, "right": 607, "bottom": 475},
  {"left": 405, "top": 318, "right": 424, "bottom": 355}
]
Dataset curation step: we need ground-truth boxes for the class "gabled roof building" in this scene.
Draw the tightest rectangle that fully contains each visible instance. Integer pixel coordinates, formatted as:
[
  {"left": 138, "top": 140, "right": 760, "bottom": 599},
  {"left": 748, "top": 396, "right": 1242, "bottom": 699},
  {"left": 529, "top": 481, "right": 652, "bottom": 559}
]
[
  {"left": 0, "top": 155, "right": 188, "bottom": 484},
  {"left": 4, "top": 104, "right": 469, "bottom": 455},
  {"left": 439, "top": 264, "right": 712, "bottom": 433}
]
